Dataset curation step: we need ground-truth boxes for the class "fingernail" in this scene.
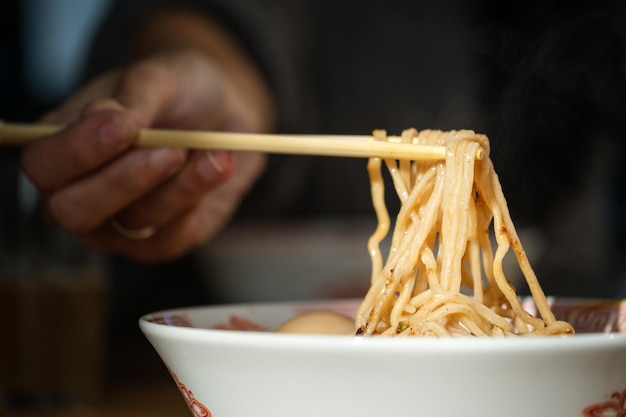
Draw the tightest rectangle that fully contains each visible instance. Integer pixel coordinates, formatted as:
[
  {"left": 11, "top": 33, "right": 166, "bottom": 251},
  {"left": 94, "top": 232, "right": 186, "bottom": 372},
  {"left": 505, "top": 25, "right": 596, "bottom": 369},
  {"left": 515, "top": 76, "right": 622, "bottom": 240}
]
[
  {"left": 99, "top": 116, "right": 132, "bottom": 148},
  {"left": 197, "top": 151, "right": 231, "bottom": 181},
  {"left": 150, "top": 148, "right": 185, "bottom": 174}
]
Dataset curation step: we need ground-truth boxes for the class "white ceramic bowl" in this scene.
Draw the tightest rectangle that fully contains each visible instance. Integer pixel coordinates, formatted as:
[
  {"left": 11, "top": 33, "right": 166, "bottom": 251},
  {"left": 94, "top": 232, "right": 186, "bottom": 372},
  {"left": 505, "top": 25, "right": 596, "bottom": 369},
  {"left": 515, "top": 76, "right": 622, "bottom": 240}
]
[{"left": 140, "top": 298, "right": 626, "bottom": 417}]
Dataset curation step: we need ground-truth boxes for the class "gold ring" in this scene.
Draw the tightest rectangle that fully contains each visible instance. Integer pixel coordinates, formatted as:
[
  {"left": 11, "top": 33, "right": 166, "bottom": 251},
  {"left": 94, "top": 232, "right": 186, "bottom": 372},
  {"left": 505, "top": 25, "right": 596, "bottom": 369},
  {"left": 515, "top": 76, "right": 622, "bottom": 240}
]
[{"left": 110, "top": 218, "right": 156, "bottom": 240}]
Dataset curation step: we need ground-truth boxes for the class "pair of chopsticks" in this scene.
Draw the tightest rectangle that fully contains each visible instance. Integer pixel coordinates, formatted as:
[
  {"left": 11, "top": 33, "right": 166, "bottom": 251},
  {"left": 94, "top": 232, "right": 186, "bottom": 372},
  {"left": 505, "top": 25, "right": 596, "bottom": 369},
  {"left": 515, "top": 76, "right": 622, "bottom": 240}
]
[{"left": 0, "top": 121, "right": 471, "bottom": 161}]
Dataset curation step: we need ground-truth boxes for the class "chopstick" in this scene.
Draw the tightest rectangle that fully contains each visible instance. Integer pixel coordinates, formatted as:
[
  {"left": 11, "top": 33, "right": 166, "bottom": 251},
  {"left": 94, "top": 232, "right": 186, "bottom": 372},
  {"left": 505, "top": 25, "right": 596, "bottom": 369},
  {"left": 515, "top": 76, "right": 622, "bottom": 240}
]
[{"left": 0, "top": 121, "right": 481, "bottom": 161}]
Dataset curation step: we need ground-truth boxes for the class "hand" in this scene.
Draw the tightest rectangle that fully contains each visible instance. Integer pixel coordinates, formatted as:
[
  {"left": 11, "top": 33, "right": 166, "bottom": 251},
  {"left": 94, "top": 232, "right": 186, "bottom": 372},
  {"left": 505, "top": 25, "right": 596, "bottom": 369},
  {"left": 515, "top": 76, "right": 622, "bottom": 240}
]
[{"left": 21, "top": 50, "right": 271, "bottom": 262}]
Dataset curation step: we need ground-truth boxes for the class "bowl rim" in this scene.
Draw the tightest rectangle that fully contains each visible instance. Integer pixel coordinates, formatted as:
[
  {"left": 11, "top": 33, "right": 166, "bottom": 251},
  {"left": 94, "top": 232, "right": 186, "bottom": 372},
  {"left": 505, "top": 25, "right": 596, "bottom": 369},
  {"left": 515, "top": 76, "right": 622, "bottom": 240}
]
[{"left": 139, "top": 298, "right": 626, "bottom": 352}]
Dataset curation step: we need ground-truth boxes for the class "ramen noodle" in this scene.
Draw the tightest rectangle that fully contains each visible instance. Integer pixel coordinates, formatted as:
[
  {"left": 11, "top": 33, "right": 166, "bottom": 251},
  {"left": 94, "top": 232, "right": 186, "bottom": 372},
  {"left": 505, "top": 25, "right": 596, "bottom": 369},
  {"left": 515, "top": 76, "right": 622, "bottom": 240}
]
[{"left": 355, "top": 129, "right": 574, "bottom": 337}]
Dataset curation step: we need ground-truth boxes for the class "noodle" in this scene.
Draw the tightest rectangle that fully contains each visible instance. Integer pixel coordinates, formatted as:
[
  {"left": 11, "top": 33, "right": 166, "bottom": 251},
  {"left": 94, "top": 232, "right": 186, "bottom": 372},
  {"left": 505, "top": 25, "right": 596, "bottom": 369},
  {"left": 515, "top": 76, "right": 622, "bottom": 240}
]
[{"left": 355, "top": 129, "right": 574, "bottom": 337}]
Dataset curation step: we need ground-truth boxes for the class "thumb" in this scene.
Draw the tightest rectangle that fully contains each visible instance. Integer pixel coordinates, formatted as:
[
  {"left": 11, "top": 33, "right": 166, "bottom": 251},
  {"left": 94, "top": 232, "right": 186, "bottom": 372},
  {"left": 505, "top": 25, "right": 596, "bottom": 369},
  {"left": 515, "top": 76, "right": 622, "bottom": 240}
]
[{"left": 112, "top": 61, "right": 179, "bottom": 127}]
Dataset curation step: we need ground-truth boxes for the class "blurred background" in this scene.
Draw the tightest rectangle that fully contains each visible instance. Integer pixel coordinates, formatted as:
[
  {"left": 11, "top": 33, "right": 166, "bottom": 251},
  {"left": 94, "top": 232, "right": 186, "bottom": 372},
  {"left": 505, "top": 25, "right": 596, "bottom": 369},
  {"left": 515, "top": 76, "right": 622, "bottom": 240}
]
[
  {"left": 0, "top": 0, "right": 625, "bottom": 416},
  {"left": 0, "top": 2, "right": 376, "bottom": 415},
  {"left": 0, "top": 1, "right": 190, "bottom": 415}
]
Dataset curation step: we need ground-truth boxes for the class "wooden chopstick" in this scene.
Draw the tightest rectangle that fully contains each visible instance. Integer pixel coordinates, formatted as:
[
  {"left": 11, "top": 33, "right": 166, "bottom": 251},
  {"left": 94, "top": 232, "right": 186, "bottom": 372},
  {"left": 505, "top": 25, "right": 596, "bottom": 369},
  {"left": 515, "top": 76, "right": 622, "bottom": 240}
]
[{"left": 0, "top": 121, "right": 480, "bottom": 161}]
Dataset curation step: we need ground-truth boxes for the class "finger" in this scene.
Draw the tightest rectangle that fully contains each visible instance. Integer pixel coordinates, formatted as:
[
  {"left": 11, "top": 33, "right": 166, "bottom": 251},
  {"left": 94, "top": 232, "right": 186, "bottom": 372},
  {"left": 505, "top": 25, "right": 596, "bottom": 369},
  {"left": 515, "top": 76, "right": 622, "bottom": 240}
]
[
  {"left": 116, "top": 150, "right": 235, "bottom": 229},
  {"left": 21, "top": 109, "right": 140, "bottom": 192},
  {"left": 79, "top": 209, "right": 207, "bottom": 264},
  {"left": 76, "top": 151, "right": 266, "bottom": 263},
  {"left": 46, "top": 146, "right": 188, "bottom": 233}
]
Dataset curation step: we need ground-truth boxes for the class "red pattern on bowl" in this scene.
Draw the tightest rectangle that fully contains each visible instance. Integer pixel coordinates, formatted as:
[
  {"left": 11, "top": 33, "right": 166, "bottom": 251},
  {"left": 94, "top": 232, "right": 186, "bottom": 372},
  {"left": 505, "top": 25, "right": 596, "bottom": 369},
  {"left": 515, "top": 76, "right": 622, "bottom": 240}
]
[{"left": 583, "top": 389, "right": 626, "bottom": 417}]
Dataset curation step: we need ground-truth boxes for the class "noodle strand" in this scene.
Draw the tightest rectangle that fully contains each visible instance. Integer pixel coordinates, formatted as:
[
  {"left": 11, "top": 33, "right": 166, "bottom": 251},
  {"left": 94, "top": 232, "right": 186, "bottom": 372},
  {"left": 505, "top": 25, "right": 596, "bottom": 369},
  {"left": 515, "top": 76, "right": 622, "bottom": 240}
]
[{"left": 356, "top": 129, "right": 574, "bottom": 337}]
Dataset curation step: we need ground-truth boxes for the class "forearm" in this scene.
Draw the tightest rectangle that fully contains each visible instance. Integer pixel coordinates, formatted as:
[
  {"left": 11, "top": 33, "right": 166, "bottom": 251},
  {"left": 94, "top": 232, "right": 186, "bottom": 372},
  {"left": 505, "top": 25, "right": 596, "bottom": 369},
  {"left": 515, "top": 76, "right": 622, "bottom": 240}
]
[{"left": 129, "top": 7, "right": 276, "bottom": 133}]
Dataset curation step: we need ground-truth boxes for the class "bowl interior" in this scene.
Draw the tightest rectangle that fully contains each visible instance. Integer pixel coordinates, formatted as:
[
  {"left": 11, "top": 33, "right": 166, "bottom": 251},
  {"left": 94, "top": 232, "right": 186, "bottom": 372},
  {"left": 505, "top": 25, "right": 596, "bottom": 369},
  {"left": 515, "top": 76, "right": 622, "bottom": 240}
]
[{"left": 141, "top": 297, "right": 625, "bottom": 335}]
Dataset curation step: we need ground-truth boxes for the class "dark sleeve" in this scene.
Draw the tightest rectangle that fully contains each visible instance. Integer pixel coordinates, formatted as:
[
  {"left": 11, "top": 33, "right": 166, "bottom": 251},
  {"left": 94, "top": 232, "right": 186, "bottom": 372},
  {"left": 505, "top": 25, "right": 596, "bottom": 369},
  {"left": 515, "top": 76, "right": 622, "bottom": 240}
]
[{"left": 83, "top": 0, "right": 319, "bottom": 133}]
